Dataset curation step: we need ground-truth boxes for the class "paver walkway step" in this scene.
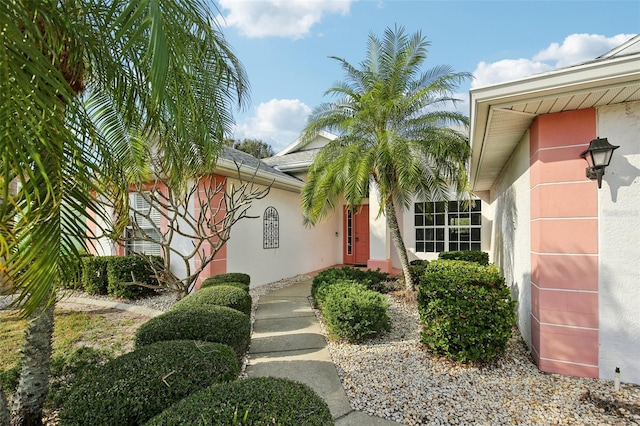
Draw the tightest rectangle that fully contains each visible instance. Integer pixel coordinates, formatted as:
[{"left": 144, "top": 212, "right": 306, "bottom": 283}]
[{"left": 245, "top": 280, "right": 399, "bottom": 425}]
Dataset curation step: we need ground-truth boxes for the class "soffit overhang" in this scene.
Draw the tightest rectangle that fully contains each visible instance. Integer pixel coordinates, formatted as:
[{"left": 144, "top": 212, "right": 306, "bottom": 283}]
[{"left": 469, "top": 54, "right": 640, "bottom": 192}]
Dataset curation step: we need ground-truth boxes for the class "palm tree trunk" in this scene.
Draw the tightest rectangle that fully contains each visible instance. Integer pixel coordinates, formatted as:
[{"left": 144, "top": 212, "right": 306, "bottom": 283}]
[
  {"left": 10, "top": 303, "right": 55, "bottom": 426},
  {"left": 384, "top": 200, "right": 415, "bottom": 292}
]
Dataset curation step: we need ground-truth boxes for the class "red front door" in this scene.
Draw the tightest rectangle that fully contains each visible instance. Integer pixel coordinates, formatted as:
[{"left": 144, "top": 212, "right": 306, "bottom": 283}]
[{"left": 343, "top": 205, "right": 369, "bottom": 265}]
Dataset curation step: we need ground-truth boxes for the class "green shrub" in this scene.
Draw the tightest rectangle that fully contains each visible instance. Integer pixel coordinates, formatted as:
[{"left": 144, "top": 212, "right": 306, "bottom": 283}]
[
  {"left": 202, "top": 272, "right": 251, "bottom": 288},
  {"left": 81, "top": 256, "right": 111, "bottom": 295},
  {"left": 172, "top": 285, "right": 252, "bottom": 316},
  {"left": 438, "top": 250, "right": 489, "bottom": 265},
  {"left": 59, "top": 340, "right": 239, "bottom": 426},
  {"left": 47, "top": 346, "right": 113, "bottom": 410},
  {"left": 418, "top": 260, "right": 516, "bottom": 362},
  {"left": 0, "top": 364, "right": 20, "bottom": 394},
  {"left": 311, "top": 267, "right": 390, "bottom": 299},
  {"left": 134, "top": 306, "right": 250, "bottom": 360},
  {"left": 408, "top": 259, "right": 429, "bottom": 288},
  {"left": 312, "top": 279, "right": 364, "bottom": 309},
  {"left": 59, "top": 253, "right": 93, "bottom": 290},
  {"left": 200, "top": 279, "right": 249, "bottom": 292},
  {"left": 106, "top": 255, "right": 161, "bottom": 299},
  {"left": 322, "top": 284, "right": 390, "bottom": 343},
  {"left": 147, "top": 377, "right": 333, "bottom": 426}
]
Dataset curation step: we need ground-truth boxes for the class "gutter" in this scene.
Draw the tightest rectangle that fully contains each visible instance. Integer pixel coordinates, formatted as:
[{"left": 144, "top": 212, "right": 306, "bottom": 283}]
[{"left": 215, "top": 158, "right": 304, "bottom": 193}]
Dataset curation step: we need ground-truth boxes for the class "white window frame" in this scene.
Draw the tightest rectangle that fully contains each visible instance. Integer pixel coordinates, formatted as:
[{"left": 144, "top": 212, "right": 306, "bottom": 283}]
[
  {"left": 414, "top": 200, "right": 482, "bottom": 253},
  {"left": 125, "top": 192, "right": 162, "bottom": 256}
]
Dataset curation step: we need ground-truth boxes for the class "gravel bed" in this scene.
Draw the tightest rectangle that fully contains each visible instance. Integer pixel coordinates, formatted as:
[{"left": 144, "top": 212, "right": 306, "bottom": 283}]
[{"left": 318, "top": 293, "right": 640, "bottom": 426}]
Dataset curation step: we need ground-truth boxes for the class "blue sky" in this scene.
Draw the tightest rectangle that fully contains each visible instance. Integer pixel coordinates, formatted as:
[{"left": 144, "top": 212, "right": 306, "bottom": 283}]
[{"left": 212, "top": 0, "right": 640, "bottom": 152}]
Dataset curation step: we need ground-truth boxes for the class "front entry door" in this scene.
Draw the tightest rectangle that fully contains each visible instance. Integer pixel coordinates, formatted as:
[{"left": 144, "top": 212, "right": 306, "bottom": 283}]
[{"left": 343, "top": 205, "right": 370, "bottom": 265}]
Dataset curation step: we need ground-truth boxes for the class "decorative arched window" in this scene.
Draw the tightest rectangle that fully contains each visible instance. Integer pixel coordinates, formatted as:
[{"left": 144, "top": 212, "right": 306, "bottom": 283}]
[{"left": 263, "top": 206, "right": 279, "bottom": 249}]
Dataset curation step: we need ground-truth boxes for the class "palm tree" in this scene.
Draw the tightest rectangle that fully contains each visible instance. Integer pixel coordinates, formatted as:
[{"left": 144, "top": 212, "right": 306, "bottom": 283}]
[
  {"left": 301, "top": 26, "right": 471, "bottom": 292},
  {"left": 1, "top": 1, "right": 247, "bottom": 424}
]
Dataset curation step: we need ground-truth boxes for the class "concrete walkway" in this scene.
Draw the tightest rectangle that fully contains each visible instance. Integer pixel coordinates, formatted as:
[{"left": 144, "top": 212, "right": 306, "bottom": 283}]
[{"left": 245, "top": 280, "right": 399, "bottom": 425}]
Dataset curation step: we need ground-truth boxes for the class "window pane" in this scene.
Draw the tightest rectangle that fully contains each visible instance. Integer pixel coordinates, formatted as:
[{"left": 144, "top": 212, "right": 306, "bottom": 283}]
[
  {"left": 471, "top": 213, "right": 481, "bottom": 225},
  {"left": 471, "top": 228, "right": 481, "bottom": 241},
  {"left": 426, "top": 215, "right": 434, "bottom": 226},
  {"left": 416, "top": 229, "right": 424, "bottom": 241},
  {"left": 471, "top": 202, "right": 482, "bottom": 212},
  {"left": 449, "top": 242, "right": 458, "bottom": 251},
  {"left": 460, "top": 243, "right": 470, "bottom": 251},
  {"left": 436, "top": 242, "right": 445, "bottom": 252},
  {"left": 448, "top": 201, "right": 458, "bottom": 212},
  {"left": 426, "top": 242, "right": 435, "bottom": 252},
  {"left": 415, "top": 203, "right": 424, "bottom": 213},
  {"left": 426, "top": 229, "right": 434, "bottom": 240},
  {"left": 415, "top": 215, "right": 424, "bottom": 226},
  {"left": 435, "top": 214, "right": 445, "bottom": 226},
  {"left": 449, "top": 228, "right": 459, "bottom": 242},
  {"left": 436, "top": 228, "right": 444, "bottom": 240},
  {"left": 416, "top": 242, "right": 425, "bottom": 252},
  {"left": 435, "top": 202, "right": 445, "bottom": 213},
  {"left": 471, "top": 243, "right": 481, "bottom": 251}
]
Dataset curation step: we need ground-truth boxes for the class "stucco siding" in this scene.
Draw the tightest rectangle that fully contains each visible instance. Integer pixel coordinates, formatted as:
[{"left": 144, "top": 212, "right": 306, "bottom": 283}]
[
  {"left": 488, "top": 132, "right": 532, "bottom": 347},
  {"left": 596, "top": 100, "right": 640, "bottom": 384},
  {"left": 226, "top": 180, "right": 341, "bottom": 287}
]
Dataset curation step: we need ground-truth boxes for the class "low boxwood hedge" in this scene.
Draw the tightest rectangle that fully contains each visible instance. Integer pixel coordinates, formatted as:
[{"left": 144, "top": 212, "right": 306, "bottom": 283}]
[
  {"left": 146, "top": 377, "right": 333, "bottom": 426},
  {"left": 408, "top": 259, "right": 429, "bottom": 288},
  {"left": 172, "top": 285, "right": 252, "bottom": 316},
  {"left": 312, "top": 279, "right": 364, "bottom": 309},
  {"left": 311, "top": 267, "right": 390, "bottom": 297},
  {"left": 322, "top": 284, "right": 390, "bottom": 343},
  {"left": 200, "top": 280, "right": 249, "bottom": 292},
  {"left": 106, "top": 255, "right": 160, "bottom": 299},
  {"left": 58, "top": 340, "right": 239, "bottom": 426},
  {"left": 201, "top": 272, "right": 250, "bottom": 288},
  {"left": 418, "top": 260, "right": 516, "bottom": 362},
  {"left": 134, "top": 305, "right": 250, "bottom": 360},
  {"left": 438, "top": 250, "right": 489, "bottom": 265},
  {"left": 81, "top": 256, "right": 111, "bottom": 295}
]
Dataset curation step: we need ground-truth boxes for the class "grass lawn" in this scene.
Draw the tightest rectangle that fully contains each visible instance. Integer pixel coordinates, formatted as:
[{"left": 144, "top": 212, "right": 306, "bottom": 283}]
[{"left": 0, "top": 302, "right": 151, "bottom": 410}]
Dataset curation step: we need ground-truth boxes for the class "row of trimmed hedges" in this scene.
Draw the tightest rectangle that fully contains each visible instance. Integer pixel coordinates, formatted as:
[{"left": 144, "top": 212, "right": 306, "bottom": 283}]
[
  {"left": 312, "top": 268, "right": 390, "bottom": 343},
  {"left": 60, "top": 270, "right": 332, "bottom": 425},
  {"left": 79, "top": 255, "right": 162, "bottom": 298},
  {"left": 418, "top": 259, "right": 516, "bottom": 362}
]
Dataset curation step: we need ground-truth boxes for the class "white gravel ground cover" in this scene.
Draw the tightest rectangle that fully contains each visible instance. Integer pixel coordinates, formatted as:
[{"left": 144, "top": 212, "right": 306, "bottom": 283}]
[{"left": 317, "top": 292, "right": 640, "bottom": 425}]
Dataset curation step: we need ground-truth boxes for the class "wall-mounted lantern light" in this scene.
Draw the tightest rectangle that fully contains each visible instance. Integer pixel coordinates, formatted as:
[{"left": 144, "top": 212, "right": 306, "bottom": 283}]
[{"left": 580, "top": 137, "right": 619, "bottom": 188}]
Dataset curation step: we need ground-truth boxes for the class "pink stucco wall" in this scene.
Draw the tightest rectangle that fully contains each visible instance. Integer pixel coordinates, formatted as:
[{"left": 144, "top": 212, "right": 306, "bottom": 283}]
[{"left": 529, "top": 108, "right": 600, "bottom": 378}]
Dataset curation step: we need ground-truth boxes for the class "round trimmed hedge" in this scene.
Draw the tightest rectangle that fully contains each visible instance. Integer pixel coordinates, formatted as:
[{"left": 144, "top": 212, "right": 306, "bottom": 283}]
[
  {"left": 134, "top": 305, "right": 250, "bottom": 359},
  {"left": 200, "top": 280, "right": 249, "bottom": 292},
  {"left": 201, "top": 272, "right": 250, "bottom": 288},
  {"left": 418, "top": 260, "right": 516, "bottom": 362},
  {"left": 322, "top": 284, "right": 390, "bottom": 343},
  {"left": 172, "top": 285, "right": 252, "bottom": 316},
  {"left": 58, "top": 340, "right": 239, "bottom": 426},
  {"left": 146, "top": 377, "right": 333, "bottom": 426}
]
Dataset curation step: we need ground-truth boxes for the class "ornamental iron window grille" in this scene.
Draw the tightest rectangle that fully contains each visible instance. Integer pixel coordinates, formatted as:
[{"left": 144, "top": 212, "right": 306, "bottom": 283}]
[{"left": 263, "top": 206, "right": 279, "bottom": 249}]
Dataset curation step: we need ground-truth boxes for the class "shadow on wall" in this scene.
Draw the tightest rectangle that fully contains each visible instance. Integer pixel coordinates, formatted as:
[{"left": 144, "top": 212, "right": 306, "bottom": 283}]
[
  {"left": 492, "top": 186, "right": 518, "bottom": 303},
  {"left": 605, "top": 148, "right": 640, "bottom": 203}
]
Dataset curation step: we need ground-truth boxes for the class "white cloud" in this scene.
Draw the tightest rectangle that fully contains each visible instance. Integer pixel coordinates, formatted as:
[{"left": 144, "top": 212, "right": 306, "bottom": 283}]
[
  {"left": 471, "top": 33, "right": 635, "bottom": 89},
  {"left": 533, "top": 33, "right": 635, "bottom": 68},
  {"left": 217, "top": 0, "right": 352, "bottom": 39},
  {"left": 233, "top": 99, "right": 312, "bottom": 151},
  {"left": 471, "top": 59, "right": 552, "bottom": 88}
]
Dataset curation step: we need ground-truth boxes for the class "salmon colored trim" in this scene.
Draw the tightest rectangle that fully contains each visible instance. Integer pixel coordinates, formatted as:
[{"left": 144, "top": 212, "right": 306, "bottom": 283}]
[
  {"left": 367, "top": 258, "right": 392, "bottom": 273},
  {"left": 529, "top": 109, "right": 599, "bottom": 379}
]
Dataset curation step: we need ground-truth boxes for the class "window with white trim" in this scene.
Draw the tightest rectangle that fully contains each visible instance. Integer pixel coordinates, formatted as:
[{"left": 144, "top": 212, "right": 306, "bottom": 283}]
[
  {"left": 414, "top": 200, "right": 481, "bottom": 253},
  {"left": 125, "top": 192, "right": 162, "bottom": 255}
]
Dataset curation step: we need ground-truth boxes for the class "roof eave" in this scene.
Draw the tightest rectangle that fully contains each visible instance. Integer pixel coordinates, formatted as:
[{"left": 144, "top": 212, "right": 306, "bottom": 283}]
[
  {"left": 470, "top": 53, "right": 640, "bottom": 192},
  {"left": 215, "top": 159, "right": 303, "bottom": 192}
]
